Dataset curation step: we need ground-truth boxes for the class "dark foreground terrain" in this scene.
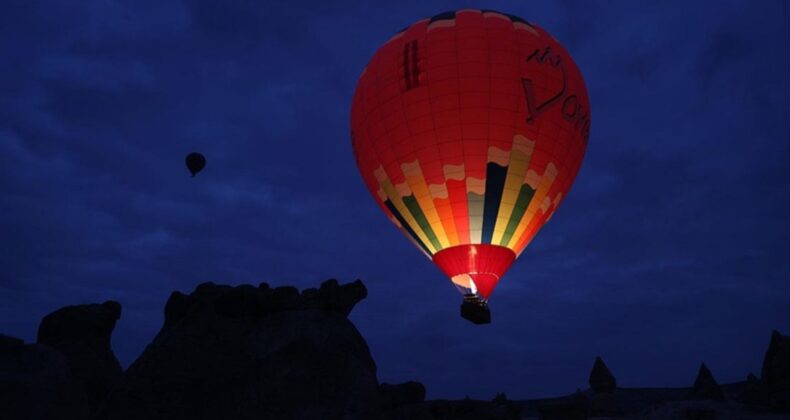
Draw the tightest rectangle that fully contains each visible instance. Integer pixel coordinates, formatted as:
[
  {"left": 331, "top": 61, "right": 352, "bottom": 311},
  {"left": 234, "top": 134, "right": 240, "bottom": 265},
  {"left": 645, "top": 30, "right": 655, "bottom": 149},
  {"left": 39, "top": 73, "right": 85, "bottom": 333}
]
[{"left": 1, "top": 279, "right": 788, "bottom": 419}]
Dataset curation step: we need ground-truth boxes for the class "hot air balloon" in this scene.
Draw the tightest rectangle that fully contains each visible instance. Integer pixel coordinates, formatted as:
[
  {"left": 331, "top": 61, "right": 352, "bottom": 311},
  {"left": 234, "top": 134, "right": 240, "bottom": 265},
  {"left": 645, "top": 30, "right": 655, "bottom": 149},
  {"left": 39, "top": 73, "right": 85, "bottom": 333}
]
[
  {"left": 185, "top": 152, "right": 206, "bottom": 177},
  {"left": 350, "top": 10, "right": 590, "bottom": 324}
]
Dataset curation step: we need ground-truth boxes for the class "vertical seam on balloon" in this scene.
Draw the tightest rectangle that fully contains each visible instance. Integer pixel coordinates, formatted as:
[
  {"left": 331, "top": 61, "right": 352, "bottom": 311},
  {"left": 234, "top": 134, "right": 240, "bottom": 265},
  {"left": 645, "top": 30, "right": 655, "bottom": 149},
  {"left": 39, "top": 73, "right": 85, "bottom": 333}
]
[
  {"left": 502, "top": 20, "right": 524, "bottom": 246},
  {"left": 368, "top": 46, "right": 432, "bottom": 256},
  {"left": 396, "top": 36, "right": 451, "bottom": 250},
  {"left": 454, "top": 14, "right": 474, "bottom": 246},
  {"left": 423, "top": 29, "right": 462, "bottom": 249},
  {"left": 442, "top": 26, "right": 468, "bottom": 247},
  {"left": 485, "top": 12, "right": 494, "bottom": 245},
  {"left": 393, "top": 28, "right": 448, "bottom": 252}
]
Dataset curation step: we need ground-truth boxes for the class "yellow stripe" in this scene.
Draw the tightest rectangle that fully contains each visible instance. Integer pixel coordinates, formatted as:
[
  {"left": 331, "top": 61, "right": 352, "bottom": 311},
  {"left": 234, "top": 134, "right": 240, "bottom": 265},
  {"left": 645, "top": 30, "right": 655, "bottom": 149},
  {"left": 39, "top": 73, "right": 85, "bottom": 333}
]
[
  {"left": 392, "top": 216, "right": 432, "bottom": 259},
  {"left": 402, "top": 161, "right": 450, "bottom": 249},
  {"left": 375, "top": 167, "right": 438, "bottom": 254},
  {"left": 491, "top": 135, "right": 535, "bottom": 244},
  {"left": 503, "top": 163, "right": 558, "bottom": 250}
]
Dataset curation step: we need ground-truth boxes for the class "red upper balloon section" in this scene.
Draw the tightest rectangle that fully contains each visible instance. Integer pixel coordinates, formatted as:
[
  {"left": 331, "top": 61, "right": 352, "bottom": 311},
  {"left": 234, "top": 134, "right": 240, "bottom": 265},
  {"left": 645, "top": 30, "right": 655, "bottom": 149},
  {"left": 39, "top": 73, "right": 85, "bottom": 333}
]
[{"left": 350, "top": 10, "right": 590, "bottom": 299}]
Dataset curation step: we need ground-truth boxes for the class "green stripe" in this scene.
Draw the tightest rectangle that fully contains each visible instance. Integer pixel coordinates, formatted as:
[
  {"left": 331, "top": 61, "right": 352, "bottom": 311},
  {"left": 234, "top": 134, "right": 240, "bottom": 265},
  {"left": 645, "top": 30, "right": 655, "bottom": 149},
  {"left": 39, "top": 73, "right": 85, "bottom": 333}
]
[
  {"left": 499, "top": 184, "right": 536, "bottom": 246},
  {"left": 383, "top": 199, "right": 432, "bottom": 256},
  {"left": 402, "top": 195, "right": 443, "bottom": 251}
]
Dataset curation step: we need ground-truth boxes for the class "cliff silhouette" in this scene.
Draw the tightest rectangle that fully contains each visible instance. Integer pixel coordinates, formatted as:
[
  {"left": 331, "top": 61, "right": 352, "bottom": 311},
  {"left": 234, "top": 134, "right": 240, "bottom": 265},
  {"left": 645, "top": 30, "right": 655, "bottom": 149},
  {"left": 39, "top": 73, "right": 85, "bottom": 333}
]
[{"left": 1, "top": 279, "right": 788, "bottom": 419}]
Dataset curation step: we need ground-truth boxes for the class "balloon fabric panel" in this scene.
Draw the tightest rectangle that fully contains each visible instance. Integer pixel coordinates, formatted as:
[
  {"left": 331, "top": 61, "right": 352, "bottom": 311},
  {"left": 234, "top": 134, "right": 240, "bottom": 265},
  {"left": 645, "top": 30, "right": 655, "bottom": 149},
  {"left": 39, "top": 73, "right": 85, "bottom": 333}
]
[{"left": 351, "top": 10, "right": 589, "bottom": 300}]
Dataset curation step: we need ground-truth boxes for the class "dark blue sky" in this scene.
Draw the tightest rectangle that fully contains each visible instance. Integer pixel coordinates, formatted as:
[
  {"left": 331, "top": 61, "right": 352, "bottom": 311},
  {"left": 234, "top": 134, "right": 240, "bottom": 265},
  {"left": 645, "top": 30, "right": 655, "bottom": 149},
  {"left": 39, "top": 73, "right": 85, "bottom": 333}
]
[{"left": 1, "top": 0, "right": 789, "bottom": 399}]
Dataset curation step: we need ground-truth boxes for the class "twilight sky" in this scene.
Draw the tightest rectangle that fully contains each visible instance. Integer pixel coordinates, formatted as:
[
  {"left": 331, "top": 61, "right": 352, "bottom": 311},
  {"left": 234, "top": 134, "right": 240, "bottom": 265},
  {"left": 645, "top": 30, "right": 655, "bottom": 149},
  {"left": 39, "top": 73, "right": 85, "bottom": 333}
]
[{"left": 1, "top": 0, "right": 789, "bottom": 399}]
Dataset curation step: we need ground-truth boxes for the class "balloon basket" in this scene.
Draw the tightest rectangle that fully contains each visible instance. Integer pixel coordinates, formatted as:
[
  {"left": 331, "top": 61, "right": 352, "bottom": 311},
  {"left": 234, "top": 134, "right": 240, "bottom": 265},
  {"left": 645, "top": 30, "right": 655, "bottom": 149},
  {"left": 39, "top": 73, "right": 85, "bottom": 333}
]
[{"left": 460, "top": 294, "right": 491, "bottom": 325}]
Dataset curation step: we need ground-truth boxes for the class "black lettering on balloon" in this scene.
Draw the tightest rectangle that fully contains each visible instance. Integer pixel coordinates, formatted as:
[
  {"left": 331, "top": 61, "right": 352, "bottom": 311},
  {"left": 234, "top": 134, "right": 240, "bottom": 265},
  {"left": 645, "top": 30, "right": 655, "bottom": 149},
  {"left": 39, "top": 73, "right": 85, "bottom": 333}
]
[
  {"left": 402, "top": 40, "right": 421, "bottom": 91},
  {"left": 522, "top": 47, "right": 590, "bottom": 142},
  {"left": 522, "top": 46, "right": 567, "bottom": 122},
  {"left": 562, "top": 95, "right": 578, "bottom": 119}
]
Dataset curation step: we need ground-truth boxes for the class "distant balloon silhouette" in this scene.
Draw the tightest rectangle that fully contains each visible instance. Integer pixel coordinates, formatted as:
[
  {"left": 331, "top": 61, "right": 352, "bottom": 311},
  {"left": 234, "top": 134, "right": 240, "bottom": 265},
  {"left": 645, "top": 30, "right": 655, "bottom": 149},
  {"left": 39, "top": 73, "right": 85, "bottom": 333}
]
[{"left": 185, "top": 152, "right": 206, "bottom": 177}]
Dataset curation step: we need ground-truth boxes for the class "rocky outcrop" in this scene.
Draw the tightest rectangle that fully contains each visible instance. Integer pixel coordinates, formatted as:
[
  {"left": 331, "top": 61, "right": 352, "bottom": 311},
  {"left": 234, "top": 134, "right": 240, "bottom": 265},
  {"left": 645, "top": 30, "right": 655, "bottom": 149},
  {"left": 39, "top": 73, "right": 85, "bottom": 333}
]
[
  {"left": 589, "top": 356, "right": 616, "bottom": 393},
  {"left": 761, "top": 330, "right": 790, "bottom": 411},
  {"left": 0, "top": 300, "right": 123, "bottom": 420},
  {"left": 739, "top": 372, "right": 762, "bottom": 405},
  {"left": 37, "top": 300, "right": 123, "bottom": 413},
  {"left": 105, "top": 279, "right": 378, "bottom": 420},
  {"left": 0, "top": 334, "right": 88, "bottom": 420},
  {"left": 2, "top": 278, "right": 788, "bottom": 419},
  {"left": 689, "top": 363, "right": 725, "bottom": 401},
  {"left": 585, "top": 357, "right": 621, "bottom": 417}
]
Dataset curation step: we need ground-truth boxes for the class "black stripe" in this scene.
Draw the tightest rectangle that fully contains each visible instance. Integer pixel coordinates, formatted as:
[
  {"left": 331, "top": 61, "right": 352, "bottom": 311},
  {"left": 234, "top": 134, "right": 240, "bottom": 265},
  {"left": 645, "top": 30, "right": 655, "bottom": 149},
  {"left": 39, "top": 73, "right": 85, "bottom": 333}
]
[
  {"left": 394, "top": 10, "right": 534, "bottom": 37},
  {"left": 481, "top": 162, "right": 508, "bottom": 244},
  {"left": 384, "top": 199, "right": 432, "bottom": 255},
  {"left": 429, "top": 11, "right": 456, "bottom": 23},
  {"left": 480, "top": 9, "right": 534, "bottom": 26}
]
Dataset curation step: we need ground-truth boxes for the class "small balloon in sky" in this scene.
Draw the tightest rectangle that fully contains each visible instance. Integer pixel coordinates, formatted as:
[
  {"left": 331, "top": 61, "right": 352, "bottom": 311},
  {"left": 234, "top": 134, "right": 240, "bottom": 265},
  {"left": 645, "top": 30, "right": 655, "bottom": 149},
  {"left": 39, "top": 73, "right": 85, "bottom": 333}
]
[{"left": 185, "top": 152, "right": 206, "bottom": 177}]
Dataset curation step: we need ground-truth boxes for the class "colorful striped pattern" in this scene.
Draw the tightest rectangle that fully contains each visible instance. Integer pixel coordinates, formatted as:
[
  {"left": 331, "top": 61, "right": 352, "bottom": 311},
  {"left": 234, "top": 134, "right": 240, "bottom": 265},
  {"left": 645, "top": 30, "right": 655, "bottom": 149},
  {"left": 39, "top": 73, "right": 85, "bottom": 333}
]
[{"left": 371, "top": 135, "right": 564, "bottom": 257}]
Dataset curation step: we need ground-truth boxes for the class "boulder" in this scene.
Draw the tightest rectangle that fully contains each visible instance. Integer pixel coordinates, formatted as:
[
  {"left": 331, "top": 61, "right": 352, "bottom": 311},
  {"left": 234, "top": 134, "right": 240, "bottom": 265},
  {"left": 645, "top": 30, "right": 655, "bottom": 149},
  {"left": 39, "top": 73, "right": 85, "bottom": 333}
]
[
  {"left": 761, "top": 329, "right": 790, "bottom": 411},
  {"left": 104, "top": 280, "right": 378, "bottom": 420},
  {"left": 589, "top": 356, "right": 616, "bottom": 393},
  {"left": 689, "top": 363, "right": 725, "bottom": 401}
]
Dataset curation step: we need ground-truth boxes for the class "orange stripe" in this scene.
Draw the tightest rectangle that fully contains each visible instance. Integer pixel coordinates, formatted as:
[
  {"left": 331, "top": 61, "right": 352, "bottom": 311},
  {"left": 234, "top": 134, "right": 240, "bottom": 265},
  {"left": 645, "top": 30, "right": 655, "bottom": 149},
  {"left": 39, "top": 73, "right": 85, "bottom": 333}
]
[
  {"left": 434, "top": 198, "right": 460, "bottom": 245},
  {"left": 446, "top": 179, "right": 470, "bottom": 243}
]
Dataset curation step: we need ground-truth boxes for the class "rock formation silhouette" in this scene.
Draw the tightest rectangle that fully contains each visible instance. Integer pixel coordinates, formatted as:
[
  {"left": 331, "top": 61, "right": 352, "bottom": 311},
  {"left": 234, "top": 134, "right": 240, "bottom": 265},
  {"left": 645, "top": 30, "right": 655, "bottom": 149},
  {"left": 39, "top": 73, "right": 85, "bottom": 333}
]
[
  {"left": 1, "top": 279, "right": 789, "bottom": 419},
  {"left": 587, "top": 357, "right": 621, "bottom": 417},
  {"left": 589, "top": 356, "right": 616, "bottom": 393},
  {"left": 689, "top": 362, "right": 725, "bottom": 401},
  {"left": 38, "top": 301, "right": 123, "bottom": 413},
  {"left": 762, "top": 329, "right": 790, "bottom": 411},
  {"left": 0, "top": 333, "right": 87, "bottom": 419},
  {"left": 739, "top": 372, "right": 761, "bottom": 405},
  {"left": 1, "top": 301, "right": 123, "bottom": 420},
  {"left": 105, "top": 279, "right": 379, "bottom": 420}
]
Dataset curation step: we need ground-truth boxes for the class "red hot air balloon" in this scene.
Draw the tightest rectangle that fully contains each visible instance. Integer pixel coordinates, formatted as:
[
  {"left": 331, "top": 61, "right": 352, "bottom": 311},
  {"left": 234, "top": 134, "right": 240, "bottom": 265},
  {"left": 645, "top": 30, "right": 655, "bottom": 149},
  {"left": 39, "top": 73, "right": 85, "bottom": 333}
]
[{"left": 350, "top": 10, "right": 590, "bottom": 323}]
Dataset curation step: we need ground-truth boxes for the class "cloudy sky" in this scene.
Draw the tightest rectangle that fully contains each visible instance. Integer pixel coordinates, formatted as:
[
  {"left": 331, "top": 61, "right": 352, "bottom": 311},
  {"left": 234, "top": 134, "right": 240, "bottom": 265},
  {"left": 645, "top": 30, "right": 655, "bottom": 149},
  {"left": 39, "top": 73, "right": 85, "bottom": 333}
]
[{"left": 1, "top": 0, "right": 788, "bottom": 399}]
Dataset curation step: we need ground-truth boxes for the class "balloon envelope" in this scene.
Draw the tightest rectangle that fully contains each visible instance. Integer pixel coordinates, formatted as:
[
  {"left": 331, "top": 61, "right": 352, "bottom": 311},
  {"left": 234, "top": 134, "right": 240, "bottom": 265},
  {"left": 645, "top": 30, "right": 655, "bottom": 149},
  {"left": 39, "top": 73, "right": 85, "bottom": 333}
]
[
  {"left": 185, "top": 152, "right": 206, "bottom": 177},
  {"left": 350, "top": 10, "right": 590, "bottom": 301}
]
